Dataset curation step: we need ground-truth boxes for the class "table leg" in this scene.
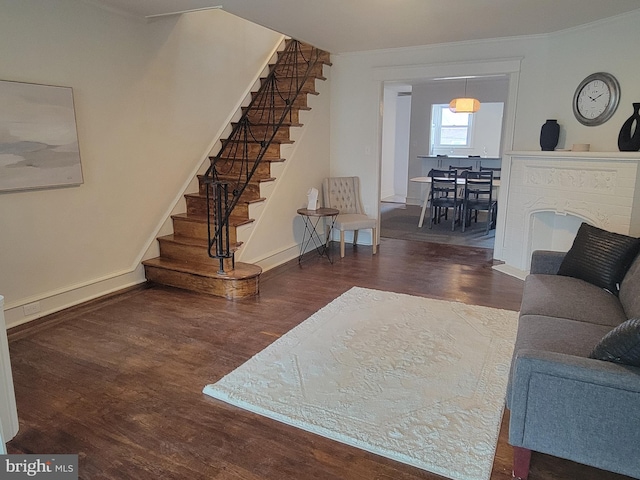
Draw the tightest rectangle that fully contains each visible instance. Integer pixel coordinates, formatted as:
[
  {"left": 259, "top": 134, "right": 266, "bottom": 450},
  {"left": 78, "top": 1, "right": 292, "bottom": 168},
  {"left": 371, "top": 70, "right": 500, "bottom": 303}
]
[
  {"left": 299, "top": 214, "right": 337, "bottom": 264},
  {"left": 418, "top": 191, "right": 430, "bottom": 228}
]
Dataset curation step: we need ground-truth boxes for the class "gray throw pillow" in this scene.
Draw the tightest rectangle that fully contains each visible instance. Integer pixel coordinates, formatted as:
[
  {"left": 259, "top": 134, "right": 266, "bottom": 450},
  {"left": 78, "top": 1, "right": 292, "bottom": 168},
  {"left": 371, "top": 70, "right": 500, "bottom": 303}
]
[
  {"left": 558, "top": 223, "right": 640, "bottom": 295},
  {"left": 590, "top": 318, "right": 640, "bottom": 366}
]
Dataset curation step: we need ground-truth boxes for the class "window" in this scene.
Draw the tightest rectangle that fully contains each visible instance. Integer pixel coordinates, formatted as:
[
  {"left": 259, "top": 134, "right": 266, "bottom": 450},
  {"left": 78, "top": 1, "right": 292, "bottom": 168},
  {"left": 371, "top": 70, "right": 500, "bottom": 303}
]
[{"left": 431, "top": 104, "right": 474, "bottom": 149}]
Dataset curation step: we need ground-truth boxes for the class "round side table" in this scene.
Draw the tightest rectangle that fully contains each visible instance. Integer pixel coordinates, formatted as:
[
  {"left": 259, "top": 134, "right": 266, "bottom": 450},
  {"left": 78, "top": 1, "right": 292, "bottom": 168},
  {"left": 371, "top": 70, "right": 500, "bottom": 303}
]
[{"left": 297, "top": 208, "right": 339, "bottom": 263}]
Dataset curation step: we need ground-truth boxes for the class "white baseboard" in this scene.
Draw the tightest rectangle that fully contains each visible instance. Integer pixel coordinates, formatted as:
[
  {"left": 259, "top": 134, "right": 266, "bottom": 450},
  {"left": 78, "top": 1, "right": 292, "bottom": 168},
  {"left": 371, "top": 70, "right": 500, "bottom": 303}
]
[
  {"left": 4, "top": 265, "right": 146, "bottom": 329},
  {"left": 492, "top": 263, "right": 527, "bottom": 280},
  {"left": 249, "top": 244, "right": 300, "bottom": 272}
]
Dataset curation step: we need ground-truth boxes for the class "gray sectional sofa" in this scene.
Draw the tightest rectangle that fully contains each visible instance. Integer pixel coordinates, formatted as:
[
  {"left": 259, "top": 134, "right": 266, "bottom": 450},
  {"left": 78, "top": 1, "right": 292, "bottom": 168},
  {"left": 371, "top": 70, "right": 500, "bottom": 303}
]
[{"left": 507, "top": 244, "right": 640, "bottom": 479}]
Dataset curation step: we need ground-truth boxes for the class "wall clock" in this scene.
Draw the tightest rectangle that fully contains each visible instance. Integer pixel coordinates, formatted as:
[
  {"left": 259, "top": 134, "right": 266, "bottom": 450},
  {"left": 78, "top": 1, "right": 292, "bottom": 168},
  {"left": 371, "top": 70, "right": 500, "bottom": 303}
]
[{"left": 572, "top": 72, "right": 620, "bottom": 126}]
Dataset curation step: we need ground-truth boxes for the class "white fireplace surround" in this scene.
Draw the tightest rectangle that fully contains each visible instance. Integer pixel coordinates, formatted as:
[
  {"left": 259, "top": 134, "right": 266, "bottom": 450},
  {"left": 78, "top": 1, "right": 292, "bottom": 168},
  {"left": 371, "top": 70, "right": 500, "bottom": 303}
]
[{"left": 495, "top": 151, "right": 640, "bottom": 279}]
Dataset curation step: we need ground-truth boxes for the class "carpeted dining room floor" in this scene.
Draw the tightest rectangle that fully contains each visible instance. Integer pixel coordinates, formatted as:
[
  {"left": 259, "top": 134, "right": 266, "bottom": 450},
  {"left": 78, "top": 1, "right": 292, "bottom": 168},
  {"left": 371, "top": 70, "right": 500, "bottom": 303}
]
[{"left": 380, "top": 202, "right": 496, "bottom": 249}]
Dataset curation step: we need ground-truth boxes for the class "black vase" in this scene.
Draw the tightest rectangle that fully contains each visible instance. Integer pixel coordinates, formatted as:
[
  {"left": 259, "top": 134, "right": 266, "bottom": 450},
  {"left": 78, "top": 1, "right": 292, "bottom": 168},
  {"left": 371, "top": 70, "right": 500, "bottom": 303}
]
[
  {"left": 540, "top": 119, "right": 560, "bottom": 151},
  {"left": 618, "top": 103, "right": 640, "bottom": 152}
]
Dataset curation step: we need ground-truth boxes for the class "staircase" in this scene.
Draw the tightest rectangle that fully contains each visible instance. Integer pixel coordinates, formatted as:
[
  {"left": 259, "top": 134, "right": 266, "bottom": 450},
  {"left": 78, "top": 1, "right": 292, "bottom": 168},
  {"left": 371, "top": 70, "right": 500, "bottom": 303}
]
[{"left": 143, "top": 40, "right": 330, "bottom": 299}]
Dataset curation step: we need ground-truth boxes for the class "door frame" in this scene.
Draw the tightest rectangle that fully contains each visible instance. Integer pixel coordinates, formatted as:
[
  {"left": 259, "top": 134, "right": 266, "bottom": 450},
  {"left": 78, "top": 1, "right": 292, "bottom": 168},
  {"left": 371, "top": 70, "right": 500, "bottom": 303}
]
[{"left": 373, "top": 57, "right": 522, "bottom": 261}]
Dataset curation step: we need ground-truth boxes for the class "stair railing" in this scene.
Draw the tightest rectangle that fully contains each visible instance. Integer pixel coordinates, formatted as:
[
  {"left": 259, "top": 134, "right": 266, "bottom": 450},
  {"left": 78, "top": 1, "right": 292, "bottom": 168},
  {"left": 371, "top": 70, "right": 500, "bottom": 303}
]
[{"left": 204, "top": 40, "right": 323, "bottom": 274}]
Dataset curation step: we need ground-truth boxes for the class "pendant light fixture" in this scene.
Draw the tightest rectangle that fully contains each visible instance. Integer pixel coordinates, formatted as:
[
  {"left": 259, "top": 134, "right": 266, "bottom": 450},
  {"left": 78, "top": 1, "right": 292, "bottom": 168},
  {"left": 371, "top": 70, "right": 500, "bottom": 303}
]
[{"left": 449, "top": 78, "right": 481, "bottom": 113}]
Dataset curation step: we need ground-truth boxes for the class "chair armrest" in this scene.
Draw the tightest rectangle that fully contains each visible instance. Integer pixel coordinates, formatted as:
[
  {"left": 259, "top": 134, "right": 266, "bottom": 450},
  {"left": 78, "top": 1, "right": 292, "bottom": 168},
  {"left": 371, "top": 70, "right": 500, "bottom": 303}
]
[
  {"left": 508, "top": 349, "right": 640, "bottom": 477},
  {"left": 529, "top": 250, "right": 566, "bottom": 275}
]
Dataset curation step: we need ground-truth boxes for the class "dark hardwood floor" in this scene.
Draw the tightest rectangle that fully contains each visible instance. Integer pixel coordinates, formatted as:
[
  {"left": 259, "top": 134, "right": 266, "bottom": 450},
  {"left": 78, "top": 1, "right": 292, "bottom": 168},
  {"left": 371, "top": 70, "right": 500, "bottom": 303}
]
[{"left": 6, "top": 238, "right": 633, "bottom": 479}]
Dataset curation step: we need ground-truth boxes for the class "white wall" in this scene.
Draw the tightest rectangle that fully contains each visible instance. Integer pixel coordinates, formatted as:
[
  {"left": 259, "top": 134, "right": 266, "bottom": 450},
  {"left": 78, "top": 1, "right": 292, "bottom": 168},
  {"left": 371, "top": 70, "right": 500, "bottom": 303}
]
[
  {"left": 0, "top": 0, "right": 282, "bottom": 326},
  {"left": 394, "top": 95, "right": 411, "bottom": 200},
  {"left": 380, "top": 87, "right": 398, "bottom": 200},
  {"left": 467, "top": 102, "right": 504, "bottom": 157},
  {"left": 330, "top": 11, "right": 640, "bottom": 252}
]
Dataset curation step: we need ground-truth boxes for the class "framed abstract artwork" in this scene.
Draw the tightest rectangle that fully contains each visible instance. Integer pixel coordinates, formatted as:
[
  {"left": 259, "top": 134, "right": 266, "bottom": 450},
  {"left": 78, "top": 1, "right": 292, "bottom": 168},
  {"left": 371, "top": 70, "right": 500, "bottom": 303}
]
[{"left": 0, "top": 80, "right": 83, "bottom": 193}]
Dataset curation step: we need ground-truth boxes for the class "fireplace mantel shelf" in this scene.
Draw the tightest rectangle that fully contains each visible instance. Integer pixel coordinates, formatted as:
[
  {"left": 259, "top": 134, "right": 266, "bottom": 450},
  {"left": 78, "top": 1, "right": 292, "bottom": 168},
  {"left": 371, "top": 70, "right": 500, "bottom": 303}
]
[{"left": 507, "top": 150, "right": 640, "bottom": 160}]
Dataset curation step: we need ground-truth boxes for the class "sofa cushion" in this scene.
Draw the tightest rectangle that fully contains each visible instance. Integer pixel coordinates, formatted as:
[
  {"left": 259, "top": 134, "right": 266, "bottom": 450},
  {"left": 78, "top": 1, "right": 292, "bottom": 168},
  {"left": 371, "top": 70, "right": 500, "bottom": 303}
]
[
  {"left": 515, "top": 314, "right": 615, "bottom": 359},
  {"left": 557, "top": 223, "right": 640, "bottom": 295},
  {"left": 589, "top": 318, "right": 640, "bottom": 366},
  {"left": 620, "top": 254, "right": 640, "bottom": 319},
  {"left": 520, "top": 274, "right": 627, "bottom": 327}
]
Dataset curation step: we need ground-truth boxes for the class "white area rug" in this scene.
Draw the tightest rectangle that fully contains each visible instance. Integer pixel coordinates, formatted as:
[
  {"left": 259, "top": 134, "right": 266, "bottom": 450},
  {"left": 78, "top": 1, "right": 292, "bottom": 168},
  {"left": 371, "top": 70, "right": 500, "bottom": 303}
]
[{"left": 203, "top": 287, "right": 518, "bottom": 480}]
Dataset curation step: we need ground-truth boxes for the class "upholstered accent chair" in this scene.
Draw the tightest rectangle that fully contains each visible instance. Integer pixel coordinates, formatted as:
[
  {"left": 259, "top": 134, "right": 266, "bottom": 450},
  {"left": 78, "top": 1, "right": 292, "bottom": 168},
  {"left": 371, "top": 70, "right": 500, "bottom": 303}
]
[{"left": 322, "top": 177, "right": 377, "bottom": 258}]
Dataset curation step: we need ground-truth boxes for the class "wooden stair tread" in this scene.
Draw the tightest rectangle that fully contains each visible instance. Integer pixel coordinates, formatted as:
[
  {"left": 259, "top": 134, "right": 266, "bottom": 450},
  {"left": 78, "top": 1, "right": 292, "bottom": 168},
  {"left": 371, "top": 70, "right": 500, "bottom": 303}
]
[
  {"left": 171, "top": 213, "right": 255, "bottom": 228},
  {"left": 198, "top": 173, "right": 274, "bottom": 187},
  {"left": 198, "top": 174, "right": 276, "bottom": 185},
  {"left": 210, "top": 157, "right": 286, "bottom": 163},
  {"left": 207, "top": 177, "right": 275, "bottom": 184},
  {"left": 183, "top": 192, "right": 265, "bottom": 204},
  {"left": 157, "top": 234, "right": 215, "bottom": 247},
  {"left": 143, "top": 257, "right": 261, "bottom": 298},
  {"left": 244, "top": 105, "right": 311, "bottom": 111},
  {"left": 223, "top": 138, "right": 294, "bottom": 145},
  {"left": 157, "top": 233, "right": 242, "bottom": 256},
  {"left": 184, "top": 193, "right": 266, "bottom": 207},
  {"left": 172, "top": 212, "right": 204, "bottom": 222},
  {"left": 232, "top": 121, "right": 304, "bottom": 128},
  {"left": 210, "top": 175, "right": 276, "bottom": 186},
  {"left": 268, "top": 71, "right": 327, "bottom": 80},
  {"left": 257, "top": 88, "right": 319, "bottom": 95},
  {"left": 143, "top": 257, "right": 261, "bottom": 280},
  {"left": 274, "top": 58, "right": 331, "bottom": 65}
]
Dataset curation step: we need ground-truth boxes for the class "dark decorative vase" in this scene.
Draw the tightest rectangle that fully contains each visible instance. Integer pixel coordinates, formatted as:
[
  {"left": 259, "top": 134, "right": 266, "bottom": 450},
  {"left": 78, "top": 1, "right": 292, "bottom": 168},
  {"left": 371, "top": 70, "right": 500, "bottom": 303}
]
[
  {"left": 540, "top": 119, "right": 560, "bottom": 151},
  {"left": 618, "top": 103, "right": 640, "bottom": 152}
]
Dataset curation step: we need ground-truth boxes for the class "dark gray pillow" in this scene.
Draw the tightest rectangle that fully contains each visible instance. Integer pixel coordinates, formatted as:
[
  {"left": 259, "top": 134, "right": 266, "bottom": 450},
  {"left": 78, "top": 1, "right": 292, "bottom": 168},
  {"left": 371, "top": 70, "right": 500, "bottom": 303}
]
[
  {"left": 558, "top": 223, "right": 640, "bottom": 295},
  {"left": 589, "top": 318, "right": 640, "bottom": 366}
]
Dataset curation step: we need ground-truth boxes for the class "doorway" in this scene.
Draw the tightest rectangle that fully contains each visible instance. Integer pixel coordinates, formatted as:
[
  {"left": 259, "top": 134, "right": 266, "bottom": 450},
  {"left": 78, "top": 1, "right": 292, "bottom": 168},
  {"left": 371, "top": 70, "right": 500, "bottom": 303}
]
[{"left": 379, "top": 75, "right": 509, "bottom": 250}]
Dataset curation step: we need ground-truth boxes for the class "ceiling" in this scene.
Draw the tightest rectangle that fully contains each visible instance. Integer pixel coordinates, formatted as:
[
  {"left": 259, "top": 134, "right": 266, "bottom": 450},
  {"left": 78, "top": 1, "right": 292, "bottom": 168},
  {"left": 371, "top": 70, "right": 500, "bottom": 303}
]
[{"left": 90, "top": 0, "right": 640, "bottom": 53}]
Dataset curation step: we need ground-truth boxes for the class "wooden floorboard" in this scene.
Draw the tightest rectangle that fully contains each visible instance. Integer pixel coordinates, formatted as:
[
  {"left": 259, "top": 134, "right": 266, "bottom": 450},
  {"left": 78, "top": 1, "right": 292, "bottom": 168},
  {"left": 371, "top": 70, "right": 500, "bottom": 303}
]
[{"left": 6, "top": 238, "right": 633, "bottom": 480}]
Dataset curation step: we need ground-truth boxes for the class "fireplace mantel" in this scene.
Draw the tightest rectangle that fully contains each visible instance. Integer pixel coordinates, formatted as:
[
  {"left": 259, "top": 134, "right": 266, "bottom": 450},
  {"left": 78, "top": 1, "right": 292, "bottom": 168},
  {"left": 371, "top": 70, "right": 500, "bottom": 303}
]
[
  {"left": 507, "top": 150, "right": 640, "bottom": 161},
  {"left": 494, "top": 151, "right": 640, "bottom": 279}
]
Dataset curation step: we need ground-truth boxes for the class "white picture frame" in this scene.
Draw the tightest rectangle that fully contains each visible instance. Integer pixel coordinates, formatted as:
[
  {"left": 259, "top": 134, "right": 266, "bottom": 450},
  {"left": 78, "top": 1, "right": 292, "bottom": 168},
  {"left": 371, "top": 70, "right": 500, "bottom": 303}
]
[{"left": 0, "top": 79, "right": 83, "bottom": 193}]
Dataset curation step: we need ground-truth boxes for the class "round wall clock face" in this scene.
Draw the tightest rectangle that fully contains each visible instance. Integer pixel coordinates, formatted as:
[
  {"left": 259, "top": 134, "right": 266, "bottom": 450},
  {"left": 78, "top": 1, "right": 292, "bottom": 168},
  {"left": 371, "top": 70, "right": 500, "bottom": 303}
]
[{"left": 573, "top": 72, "right": 620, "bottom": 126}]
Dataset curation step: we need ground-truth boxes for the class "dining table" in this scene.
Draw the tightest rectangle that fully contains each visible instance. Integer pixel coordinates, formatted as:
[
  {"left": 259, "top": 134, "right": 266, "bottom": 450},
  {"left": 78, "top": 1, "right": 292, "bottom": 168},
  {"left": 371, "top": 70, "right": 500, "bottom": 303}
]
[{"left": 410, "top": 176, "right": 501, "bottom": 228}]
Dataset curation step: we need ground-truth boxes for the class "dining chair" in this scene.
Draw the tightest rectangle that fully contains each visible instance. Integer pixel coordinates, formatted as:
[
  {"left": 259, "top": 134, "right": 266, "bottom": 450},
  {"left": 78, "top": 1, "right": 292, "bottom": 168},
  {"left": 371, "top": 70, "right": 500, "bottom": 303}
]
[
  {"left": 448, "top": 165, "right": 474, "bottom": 177},
  {"left": 322, "top": 176, "right": 377, "bottom": 258},
  {"left": 462, "top": 170, "right": 497, "bottom": 234},
  {"left": 449, "top": 165, "right": 473, "bottom": 197},
  {"left": 479, "top": 165, "right": 501, "bottom": 179},
  {"left": 479, "top": 166, "right": 501, "bottom": 226},
  {"left": 429, "top": 169, "right": 462, "bottom": 231}
]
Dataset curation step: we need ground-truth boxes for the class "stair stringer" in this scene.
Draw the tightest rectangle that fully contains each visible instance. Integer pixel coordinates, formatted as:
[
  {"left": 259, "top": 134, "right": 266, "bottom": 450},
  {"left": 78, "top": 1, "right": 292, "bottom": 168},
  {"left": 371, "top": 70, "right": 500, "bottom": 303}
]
[{"left": 235, "top": 66, "right": 331, "bottom": 271}]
